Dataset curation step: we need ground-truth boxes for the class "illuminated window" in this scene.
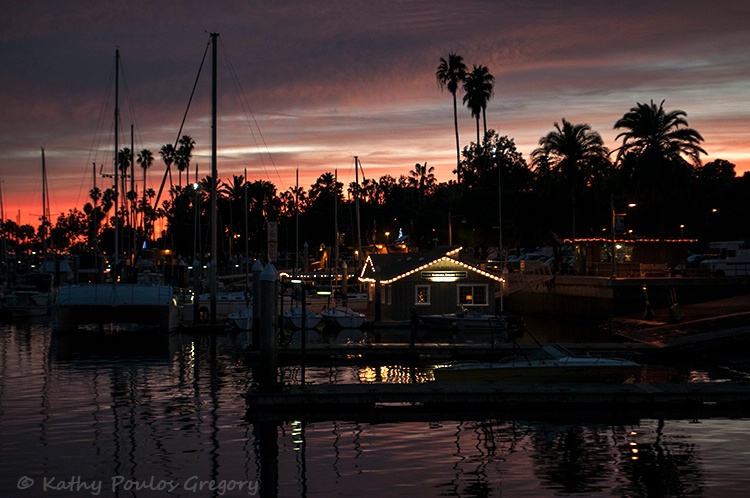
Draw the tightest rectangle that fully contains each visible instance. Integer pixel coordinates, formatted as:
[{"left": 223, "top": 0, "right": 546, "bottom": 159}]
[
  {"left": 415, "top": 285, "right": 430, "bottom": 305},
  {"left": 457, "top": 284, "right": 487, "bottom": 306}
]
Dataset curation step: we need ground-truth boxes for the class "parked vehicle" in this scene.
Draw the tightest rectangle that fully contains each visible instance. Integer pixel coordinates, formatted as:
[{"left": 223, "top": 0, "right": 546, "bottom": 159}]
[{"left": 700, "top": 241, "right": 750, "bottom": 277}]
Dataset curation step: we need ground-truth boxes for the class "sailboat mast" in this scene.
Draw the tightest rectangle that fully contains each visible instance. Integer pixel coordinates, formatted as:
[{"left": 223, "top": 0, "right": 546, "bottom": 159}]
[
  {"left": 354, "top": 156, "right": 363, "bottom": 273},
  {"left": 113, "top": 49, "right": 120, "bottom": 281},
  {"left": 130, "top": 124, "right": 136, "bottom": 259},
  {"left": 209, "top": 32, "right": 218, "bottom": 324},
  {"left": 295, "top": 168, "right": 299, "bottom": 272},
  {"left": 41, "top": 147, "right": 48, "bottom": 261},
  {"left": 334, "top": 169, "right": 339, "bottom": 272},
  {"left": 244, "top": 167, "right": 249, "bottom": 290}
]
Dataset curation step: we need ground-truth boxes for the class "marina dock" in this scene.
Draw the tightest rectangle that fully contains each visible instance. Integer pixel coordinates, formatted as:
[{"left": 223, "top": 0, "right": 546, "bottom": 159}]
[
  {"left": 244, "top": 294, "right": 750, "bottom": 421},
  {"left": 244, "top": 381, "right": 750, "bottom": 421}
]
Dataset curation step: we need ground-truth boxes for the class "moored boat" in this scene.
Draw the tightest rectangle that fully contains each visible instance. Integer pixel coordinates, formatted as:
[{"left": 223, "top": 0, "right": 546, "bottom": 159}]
[
  {"left": 282, "top": 306, "right": 322, "bottom": 330},
  {"left": 420, "top": 307, "right": 508, "bottom": 331},
  {"left": 320, "top": 306, "right": 367, "bottom": 329},
  {"left": 2, "top": 272, "right": 55, "bottom": 318},
  {"left": 53, "top": 280, "right": 179, "bottom": 332},
  {"left": 227, "top": 306, "right": 253, "bottom": 330},
  {"left": 420, "top": 308, "right": 525, "bottom": 343},
  {"left": 433, "top": 344, "right": 640, "bottom": 384}
]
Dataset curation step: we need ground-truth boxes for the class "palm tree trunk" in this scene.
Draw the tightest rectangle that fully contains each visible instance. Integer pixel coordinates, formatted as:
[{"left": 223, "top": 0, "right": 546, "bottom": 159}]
[
  {"left": 452, "top": 94, "right": 461, "bottom": 184},
  {"left": 482, "top": 108, "right": 487, "bottom": 142},
  {"left": 476, "top": 117, "right": 480, "bottom": 145}
]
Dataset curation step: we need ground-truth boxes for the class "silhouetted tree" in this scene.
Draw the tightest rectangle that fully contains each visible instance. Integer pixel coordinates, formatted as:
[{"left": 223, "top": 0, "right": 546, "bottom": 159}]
[
  {"left": 614, "top": 100, "right": 706, "bottom": 235},
  {"left": 532, "top": 119, "right": 610, "bottom": 238},
  {"left": 463, "top": 64, "right": 494, "bottom": 145},
  {"left": 436, "top": 53, "right": 468, "bottom": 184},
  {"left": 175, "top": 135, "right": 195, "bottom": 188},
  {"left": 408, "top": 162, "right": 436, "bottom": 195}
]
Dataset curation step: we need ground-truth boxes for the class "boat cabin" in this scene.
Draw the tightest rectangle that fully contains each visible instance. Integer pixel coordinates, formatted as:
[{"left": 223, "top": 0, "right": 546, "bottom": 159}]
[{"left": 359, "top": 246, "right": 503, "bottom": 321}]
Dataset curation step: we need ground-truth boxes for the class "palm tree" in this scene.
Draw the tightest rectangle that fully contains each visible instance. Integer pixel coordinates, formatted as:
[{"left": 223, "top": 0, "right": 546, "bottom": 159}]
[
  {"left": 175, "top": 135, "right": 196, "bottom": 187},
  {"left": 613, "top": 100, "right": 706, "bottom": 234},
  {"left": 137, "top": 149, "right": 154, "bottom": 233},
  {"left": 462, "top": 65, "right": 495, "bottom": 145},
  {"left": 531, "top": 119, "right": 610, "bottom": 237},
  {"left": 159, "top": 143, "right": 176, "bottom": 187},
  {"left": 408, "top": 162, "right": 436, "bottom": 195},
  {"left": 117, "top": 147, "right": 132, "bottom": 225},
  {"left": 614, "top": 100, "right": 706, "bottom": 166},
  {"left": 436, "top": 53, "right": 467, "bottom": 183}
]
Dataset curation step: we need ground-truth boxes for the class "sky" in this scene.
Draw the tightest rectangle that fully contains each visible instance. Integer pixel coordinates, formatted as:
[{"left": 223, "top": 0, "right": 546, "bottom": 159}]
[{"left": 1, "top": 0, "right": 749, "bottom": 227}]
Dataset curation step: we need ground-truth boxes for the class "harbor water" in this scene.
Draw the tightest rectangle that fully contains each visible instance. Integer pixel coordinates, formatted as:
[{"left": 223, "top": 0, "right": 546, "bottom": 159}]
[{"left": 2, "top": 319, "right": 750, "bottom": 497}]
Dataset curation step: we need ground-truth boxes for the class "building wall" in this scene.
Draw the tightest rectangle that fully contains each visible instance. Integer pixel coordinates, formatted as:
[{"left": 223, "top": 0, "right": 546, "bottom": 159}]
[{"left": 368, "top": 260, "right": 499, "bottom": 321}]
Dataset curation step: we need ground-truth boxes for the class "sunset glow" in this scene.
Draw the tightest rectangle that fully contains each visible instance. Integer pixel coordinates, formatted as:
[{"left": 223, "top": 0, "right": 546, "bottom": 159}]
[{"left": 1, "top": 1, "right": 748, "bottom": 226}]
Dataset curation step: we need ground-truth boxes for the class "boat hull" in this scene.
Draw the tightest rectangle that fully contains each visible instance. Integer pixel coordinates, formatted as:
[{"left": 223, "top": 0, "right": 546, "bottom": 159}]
[
  {"left": 320, "top": 306, "right": 366, "bottom": 329},
  {"left": 54, "top": 284, "right": 178, "bottom": 331},
  {"left": 433, "top": 358, "right": 641, "bottom": 384},
  {"left": 3, "top": 290, "right": 52, "bottom": 318},
  {"left": 421, "top": 314, "right": 507, "bottom": 331},
  {"left": 228, "top": 307, "right": 253, "bottom": 330},
  {"left": 282, "top": 308, "right": 322, "bottom": 330}
]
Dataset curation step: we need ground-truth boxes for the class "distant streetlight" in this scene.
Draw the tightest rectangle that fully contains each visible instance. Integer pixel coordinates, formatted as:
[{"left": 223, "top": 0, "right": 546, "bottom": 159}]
[{"left": 384, "top": 231, "right": 390, "bottom": 245}]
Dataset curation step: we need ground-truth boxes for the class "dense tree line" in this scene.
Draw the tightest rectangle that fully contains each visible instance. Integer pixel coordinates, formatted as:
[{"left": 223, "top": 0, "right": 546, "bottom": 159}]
[{"left": 2, "top": 54, "right": 749, "bottom": 271}]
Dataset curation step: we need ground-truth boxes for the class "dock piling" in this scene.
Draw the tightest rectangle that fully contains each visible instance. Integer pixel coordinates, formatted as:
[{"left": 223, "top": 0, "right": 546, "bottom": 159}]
[{"left": 259, "top": 263, "right": 279, "bottom": 393}]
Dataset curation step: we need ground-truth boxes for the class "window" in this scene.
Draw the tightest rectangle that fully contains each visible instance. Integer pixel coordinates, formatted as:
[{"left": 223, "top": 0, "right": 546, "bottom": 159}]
[
  {"left": 380, "top": 284, "right": 392, "bottom": 305},
  {"left": 415, "top": 285, "right": 430, "bottom": 305},
  {"left": 457, "top": 284, "right": 488, "bottom": 306}
]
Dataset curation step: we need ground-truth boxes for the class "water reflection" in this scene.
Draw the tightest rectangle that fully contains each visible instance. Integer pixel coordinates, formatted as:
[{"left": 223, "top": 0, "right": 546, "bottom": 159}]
[{"left": 1, "top": 321, "right": 750, "bottom": 497}]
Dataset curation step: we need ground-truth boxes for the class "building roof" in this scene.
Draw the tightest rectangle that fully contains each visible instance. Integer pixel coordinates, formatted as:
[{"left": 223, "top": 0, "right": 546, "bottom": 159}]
[
  {"left": 565, "top": 237, "right": 698, "bottom": 244},
  {"left": 359, "top": 246, "right": 503, "bottom": 284}
]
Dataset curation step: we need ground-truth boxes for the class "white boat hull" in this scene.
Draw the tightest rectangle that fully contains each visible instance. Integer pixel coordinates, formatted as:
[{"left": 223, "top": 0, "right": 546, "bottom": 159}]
[
  {"left": 282, "top": 307, "right": 322, "bottom": 330},
  {"left": 320, "top": 306, "right": 366, "bottom": 329},
  {"left": 54, "top": 284, "right": 178, "bottom": 331},
  {"left": 3, "top": 290, "right": 52, "bottom": 318},
  {"left": 433, "top": 356, "right": 641, "bottom": 384}
]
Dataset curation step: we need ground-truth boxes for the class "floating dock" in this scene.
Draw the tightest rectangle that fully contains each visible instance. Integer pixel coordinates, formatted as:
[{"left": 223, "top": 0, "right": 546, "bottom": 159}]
[
  {"left": 244, "top": 381, "right": 750, "bottom": 421},
  {"left": 244, "top": 342, "right": 652, "bottom": 365}
]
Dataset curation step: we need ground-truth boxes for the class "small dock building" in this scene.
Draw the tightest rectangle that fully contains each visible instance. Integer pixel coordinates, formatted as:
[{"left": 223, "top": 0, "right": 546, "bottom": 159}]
[{"left": 359, "top": 246, "right": 504, "bottom": 321}]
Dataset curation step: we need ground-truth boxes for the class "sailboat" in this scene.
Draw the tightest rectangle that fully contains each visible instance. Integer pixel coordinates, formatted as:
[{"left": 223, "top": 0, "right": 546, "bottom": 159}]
[
  {"left": 318, "top": 162, "right": 367, "bottom": 330},
  {"left": 3, "top": 148, "right": 56, "bottom": 318},
  {"left": 53, "top": 50, "right": 178, "bottom": 332}
]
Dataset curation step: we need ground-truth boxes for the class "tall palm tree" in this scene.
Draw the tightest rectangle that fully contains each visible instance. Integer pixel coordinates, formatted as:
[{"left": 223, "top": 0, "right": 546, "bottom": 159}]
[
  {"left": 175, "top": 135, "right": 196, "bottom": 187},
  {"left": 117, "top": 147, "right": 132, "bottom": 225},
  {"left": 462, "top": 65, "right": 495, "bottom": 145},
  {"left": 137, "top": 149, "right": 153, "bottom": 233},
  {"left": 613, "top": 100, "right": 706, "bottom": 234},
  {"left": 614, "top": 100, "right": 706, "bottom": 166},
  {"left": 531, "top": 119, "right": 610, "bottom": 237},
  {"left": 159, "top": 143, "right": 176, "bottom": 186},
  {"left": 436, "top": 53, "right": 467, "bottom": 183}
]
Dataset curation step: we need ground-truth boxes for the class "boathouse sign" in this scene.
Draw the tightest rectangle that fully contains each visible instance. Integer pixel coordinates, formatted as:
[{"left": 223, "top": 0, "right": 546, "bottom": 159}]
[{"left": 421, "top": 270, "right": 467, "bottom": 281}]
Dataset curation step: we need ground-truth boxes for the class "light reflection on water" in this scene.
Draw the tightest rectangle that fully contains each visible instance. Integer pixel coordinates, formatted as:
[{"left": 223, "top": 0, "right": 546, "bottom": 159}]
[{"left": 1, "top": 321, "right": 750, "bottom": 497}]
